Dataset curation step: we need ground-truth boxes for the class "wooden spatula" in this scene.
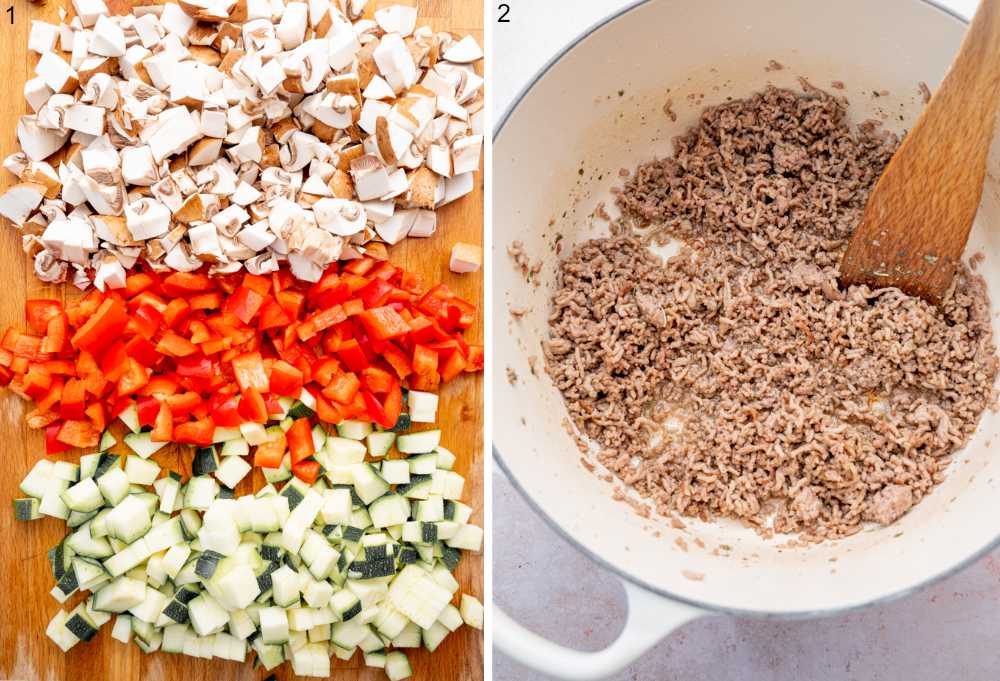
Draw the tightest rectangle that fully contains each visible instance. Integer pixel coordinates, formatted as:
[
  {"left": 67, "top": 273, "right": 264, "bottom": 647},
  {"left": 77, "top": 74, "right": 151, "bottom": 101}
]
[{"left": 839, "top": 0, "right": 1000, "bottom": 303}]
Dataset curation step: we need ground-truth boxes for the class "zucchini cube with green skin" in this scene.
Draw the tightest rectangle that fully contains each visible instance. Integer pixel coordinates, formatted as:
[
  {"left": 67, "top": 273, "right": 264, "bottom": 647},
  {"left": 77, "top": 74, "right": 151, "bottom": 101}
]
[
  {"left": 187, "top": 593, "right": 229, "bottom": 636},
  {"left": 385, "top": 650, "right": 413, "bottom": 680},
  {"left": 13, "top": 497, "right": 41, "bottom": 521},
  {"left": 259, "top": 606, "right": 290, "bottom": 644},
  {"left": 192, "top": 446, "right": 220, "bottom": 476}
]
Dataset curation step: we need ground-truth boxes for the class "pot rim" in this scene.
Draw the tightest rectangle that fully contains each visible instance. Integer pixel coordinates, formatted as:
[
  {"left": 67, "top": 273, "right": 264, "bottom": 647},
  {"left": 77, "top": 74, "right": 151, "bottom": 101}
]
[{"left": 491, "top": 0, "right": 995, "bottom": 620}]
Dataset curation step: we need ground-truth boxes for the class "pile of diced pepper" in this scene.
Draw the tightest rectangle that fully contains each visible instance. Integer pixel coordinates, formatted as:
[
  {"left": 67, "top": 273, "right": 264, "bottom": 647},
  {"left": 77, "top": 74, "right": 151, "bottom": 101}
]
[{"left": 0, "top": 255, "right": 482, "bottom": 482}]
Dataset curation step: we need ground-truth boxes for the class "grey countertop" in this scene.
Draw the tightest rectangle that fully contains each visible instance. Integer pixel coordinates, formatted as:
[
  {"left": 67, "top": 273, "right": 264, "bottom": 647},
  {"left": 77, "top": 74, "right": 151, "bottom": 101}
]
[
  {"left": 493, "top": 470, "right": 1000, "bottom": 681},
  {"left": 491, "top": 1, "right": 998, "bottom": 679}
]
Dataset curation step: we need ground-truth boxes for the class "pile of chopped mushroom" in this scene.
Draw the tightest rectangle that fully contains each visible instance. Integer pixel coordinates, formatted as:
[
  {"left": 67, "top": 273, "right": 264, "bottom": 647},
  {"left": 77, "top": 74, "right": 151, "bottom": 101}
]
[{"left": 0, "top": 0, "right": 484, "bottom": 288}]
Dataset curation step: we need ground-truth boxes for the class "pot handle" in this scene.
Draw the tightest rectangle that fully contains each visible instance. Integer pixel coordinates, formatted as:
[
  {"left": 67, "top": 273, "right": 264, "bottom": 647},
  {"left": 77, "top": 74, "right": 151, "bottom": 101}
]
[{"left": 494, "top": 580, "right": 704, "bottom": 680}]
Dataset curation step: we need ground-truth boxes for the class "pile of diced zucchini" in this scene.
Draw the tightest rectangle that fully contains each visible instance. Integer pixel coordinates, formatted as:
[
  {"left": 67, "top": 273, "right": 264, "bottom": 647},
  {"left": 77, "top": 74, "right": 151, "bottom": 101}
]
[{"left": 14, "top": 390, "right": 484, "bottom": 680}]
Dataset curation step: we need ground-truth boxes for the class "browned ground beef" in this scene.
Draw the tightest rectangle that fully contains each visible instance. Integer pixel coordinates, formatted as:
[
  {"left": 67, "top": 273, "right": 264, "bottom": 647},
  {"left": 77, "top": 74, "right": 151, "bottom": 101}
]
[{"left": 543, "top": 86, "right": 999, "bottom": 540}]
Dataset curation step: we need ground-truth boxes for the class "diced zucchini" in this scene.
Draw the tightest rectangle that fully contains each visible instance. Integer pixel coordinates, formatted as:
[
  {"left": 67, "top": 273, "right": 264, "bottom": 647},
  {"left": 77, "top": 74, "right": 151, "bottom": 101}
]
[
  {"left": 407, "top": 391, "right": 438, "bottom": 423},
  {"left": 125, "top": 456, "right": 161, "bottom": 486},
  {"left": 220, "top": 438, "right": 250, "bottom": 457},
  {"left": 338, "top": 420, "right": 374, "bottom": 440},
  {"left": 118, "top": 403, "right": 141, "bottom": 433},
  {"left": 123, "top": 432, "right": 167, "bottom": 459},
  {"left": 192, "top": 446, "right": 220, "bottom": 476},
  {"left": 215, "top": 455, "right": 252, "bottom": 489},
  {"left": 397, "top": 429, "right": 441, "bottom": 454},
  {"left": 14, "top": 497, "right": 41, "bottom": 521},
  {"left": 367, "top": 431, "right": 396, "bottom": 458}
]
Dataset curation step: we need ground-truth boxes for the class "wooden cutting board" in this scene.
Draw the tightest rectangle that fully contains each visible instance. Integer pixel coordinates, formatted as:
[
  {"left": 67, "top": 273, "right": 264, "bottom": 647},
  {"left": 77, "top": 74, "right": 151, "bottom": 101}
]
[{"left": 0, "top": 0, "right": 484, "bottom": 679}]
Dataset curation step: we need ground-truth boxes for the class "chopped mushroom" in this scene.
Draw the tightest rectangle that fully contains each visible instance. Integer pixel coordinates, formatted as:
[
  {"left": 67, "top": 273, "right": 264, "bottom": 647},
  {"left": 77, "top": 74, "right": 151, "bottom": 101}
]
[
  {"left": 449, "top": 241, "right": 482, "bottom": 273},
  {"left": 5, "top": 0, "right": 484, "bottom": 287}
]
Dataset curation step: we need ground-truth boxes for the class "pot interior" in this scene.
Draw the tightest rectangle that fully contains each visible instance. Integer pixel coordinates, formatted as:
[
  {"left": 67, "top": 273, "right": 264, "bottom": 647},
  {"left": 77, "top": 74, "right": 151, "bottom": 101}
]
[{"left": 493, "top": 0, "right": 1000, "bottom": 615}]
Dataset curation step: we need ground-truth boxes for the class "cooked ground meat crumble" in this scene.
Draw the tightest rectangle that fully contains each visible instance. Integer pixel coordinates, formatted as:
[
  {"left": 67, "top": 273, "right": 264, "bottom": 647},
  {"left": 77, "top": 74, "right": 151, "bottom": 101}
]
[{"left": 543, "top": 86, "right": 999, "bottom": 540}]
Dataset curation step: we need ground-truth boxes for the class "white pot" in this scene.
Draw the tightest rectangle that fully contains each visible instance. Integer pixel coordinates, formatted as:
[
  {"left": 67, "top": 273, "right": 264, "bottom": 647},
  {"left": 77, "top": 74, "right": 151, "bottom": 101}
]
[{"left": 493, "top": 0, "right": 1000, "bottom": 678}]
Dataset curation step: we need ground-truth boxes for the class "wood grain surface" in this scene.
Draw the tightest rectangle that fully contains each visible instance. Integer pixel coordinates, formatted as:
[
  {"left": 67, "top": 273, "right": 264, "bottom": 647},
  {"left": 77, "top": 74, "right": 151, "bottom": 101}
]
[
  {"left": 0, "top": 0, "right": 484, "bottom": 679},
  {"left": 839, "top": 0, "right": 1000, "bottom": 302}
]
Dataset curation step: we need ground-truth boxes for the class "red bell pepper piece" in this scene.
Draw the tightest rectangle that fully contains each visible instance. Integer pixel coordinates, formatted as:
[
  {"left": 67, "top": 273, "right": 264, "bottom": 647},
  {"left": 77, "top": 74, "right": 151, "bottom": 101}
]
[
  {"left": 163, "top": 298, "right": 191, "bottom": 328},
  {"left": 173, "top": 417, "right": 215, "bottom": 446},
  {"left": 25, "top": 300, "right": 63, "bottom": 334},
  {"left": 136, "top": 395, "right": 160, "bottom": 427},
  {"left": 45, "top": 421, "right": 71, "bottom": 454},
  {"left": 242, "top": 272, "right": 272, "bottom": 296},
  {"left": 211, "top": 394, "right": 243, "bottom": 428},
  {"left": 440, "top": 349, "right": 467, "bottom": 382},
  {"left": 336, "top": 339, "right": 369, "bottom": 373},
  {"left": 57, "top": 420, "right": 100, "bottom": 449},
  {"left": 258, "top": 299, "right": 292, "bottom": 331},
  {"left": 124, "top": 272, "right": 158, "bottom": 298},
  {"left": 268, "top": 360, "right": 303, "bottom": 397},
  {"left": 360, "top": 366, "right": 393, "bottom": 394},
  {"left": 232, "top": 351, "right": 270, "bottom": 393},
  {"left": 151, "top": 403, "right": 173, "bottom": 442},
  {"left": 237, "top": 387, "right": 268, "bottom": 424},
  {"left": 465, "top": 344, "right": 485, "bottom": 372},
  {"left": 117, "top": 358, "right": 150, "bottom": 397},
  {"left": 359, "top": 278, "right": 394, "bottom": 309},
  {"left": 224, "top": 286, "right": 266, "bottom": 324},
  {"left": 165, "top": 391, "right": 203, "bottom": 417},
  {"left": 358, "top": 306, "right": 410, "bottom": 341},
  {"left": 362, "top": 389, "right": 397, "bottom": 429},
  {"left": 132, "top": 303, "right": 164, "bottom": 340},
  {"left": 311, "top": 357, "right": 342, "bottom": 387},
  {"left": 323, "top": 372, "right": 360, "bottom": 404},
  {"left": 292, "top": 459, "right": 321, "bottom": 484},
  {"left": 176, "top": 354, "right": 214, "bottom": 379},
  {"left": 71, "top": 297, "right": 128, "bottom": 354},
  {"left": 22, "top": 365, "right": 52, "bottom": 400},
  {"left": 163, "top": 272, "right": 212, "bottom": 296},
  {"left": 313, "top": 393, "right": 343, "bottom": 424},
  {"left": 286, "top": 417, "right": 315, "bottom": 464},
  {"left": 59, "top": 378, "right": 86, "bottom": 421},
  {"left": 125, "top": 336, "right": 160, "bottom": 368},
  {"left": 254, "top": 431, "right": 286, "bottom": 468},
  {"left": 156, "top": 331, "right": 199, "bottom": 358},
  {"left": 85, "top": 402, "right": 106, "bottom": 433},
  {"left": 343, "top": 257, "right": 375, "bottom": 276}
]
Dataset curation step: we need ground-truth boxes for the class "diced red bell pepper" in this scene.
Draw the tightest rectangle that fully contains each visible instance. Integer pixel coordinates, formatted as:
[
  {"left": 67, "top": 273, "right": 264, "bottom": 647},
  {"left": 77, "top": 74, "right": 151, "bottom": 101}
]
[
  {"left": 45, "top": 421, "right": 71, "bottom": 454},
  {"left": 173, "top": 417, "right": 215, "bottom": 446},
  {"left": 225, "top": 286, "right": 266, "bottom": 324},
  {"left": 117, "top": 358, "right": 150, "bottom": 397},
  {"left": 137, "top": 395, "right": 160, "bottom": 427},
  {"left": 358, "top": 306, "right": 410, "bottom": 341},
  {"left": 359, "top": 278, "right": 394, "bottom": 309},
  {"left": 242, "top": 272, "right": 272, "bottom": 296},
  {"left": 25, "top": 300, "right": 63, "bottom": 334},
  {"left": 465, "top": 345, "right": 484, "bottom": 372},
  {"left": 176, "top": 354, "right": 214, "bottom": 379},
  {"left": 232, "top": 351, "right": 270, "bottom": 393},
  {"left": 311, "top": 357, "right": 342, "bottom": 387},
  {"left": 165, "top": 391, "right": 203, "bottom": 417},
  {"left": 323, "top": 372, "right": 360, "bottom": 405},
  {"left": 163, "top": 298, "right": 191, "bottom": 329},
  {"left": 336, "top": 339, "right": 369, "bottom": 373},
  {"left": 163, "top": 272, "right": 212, "bottom": 296},
  {"left": 156, "top": 331, "right": 199, "bottom": 358},
  {"left": 22, "top": 365, "right": 52, "bottom": 400},
  {"left": 85, "top": 402, "right": 106, "bottom": 433},
  {"left": 36, "top": 377, "right": 63, "bottom": 414},
  {"left": 362, "top": 387, "right": 399, "bottom": 429},
  {"left": 59, "top": 378, "right": 86, "bottom": 421},
  {"left": 57, "top": 420, "right": 99, "bottom": 449},
  {"left": 269, "top": 360, "right": 303, "bottom": 397},
  {"left": 71, "top": 297, "right": 128, "bottom": 354},
  {"left": 276, "top": 290, "right": 306, "bottom": 320},
  {"left": 410, "top": 343, "right": 440, "bottom": 392},
  {"left": 254, "top": 431, "right": 287, "bottom": 468},
  {"left": 292, "top": 459, "right": 321, "bottom": 484},
  {"left": 190, "top": 292, "right": 223, "bottom": 311},
  {"left": 382, "top": 343, "right": 413, "bottom": 380},
  {"left": 125, "top": 336, "right": 160, "bottom": 368},
  {"left": 132, "top": 303, "right": 164, "bottom": 340},
  {"left": 151, "top": 403, "right": 173, "bottom": 442},
  {"left": 42, "top": 313, "right": 68, "bottom": 354},
  {"left": 360, "top": 366, "right": 394, "bottom": 394},
  {"left": 440, "top": 349, "right": 467, "bottom": 382},
  {"left": 343, "top": 257, "right": 376, "bottom": 276},
  {"left": 258, "top": 299, "right": 292, "bottom": 331},
  {"left": 237, "top": 386, "right": 268, "bottom": 424},
  {"left": 314, "top": 393, "right": 343, "bottom": 424},
  {"left": 286, "top": 417, "right": 315, "bottom": 464},
  {"left": 124, "top": 272, "right": 158, "bottom": 298},
  {"left": 27, "top": 408, "right": 59, "bottom": 429},
  {"left": 211, "top": 394, "right": 243, "bottom": 428}
]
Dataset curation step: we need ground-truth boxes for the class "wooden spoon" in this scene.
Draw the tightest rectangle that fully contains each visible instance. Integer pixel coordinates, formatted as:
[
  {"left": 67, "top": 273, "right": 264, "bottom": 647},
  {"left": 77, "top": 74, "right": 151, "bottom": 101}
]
[{"left": 839, "top": 0, "right": 1000, "bottom": 303}]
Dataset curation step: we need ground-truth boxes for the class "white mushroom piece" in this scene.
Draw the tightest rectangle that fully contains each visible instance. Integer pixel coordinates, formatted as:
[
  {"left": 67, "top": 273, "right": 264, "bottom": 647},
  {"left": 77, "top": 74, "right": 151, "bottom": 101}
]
[{"left": 1, "top": 1, "right": 484, "bottom": 288}]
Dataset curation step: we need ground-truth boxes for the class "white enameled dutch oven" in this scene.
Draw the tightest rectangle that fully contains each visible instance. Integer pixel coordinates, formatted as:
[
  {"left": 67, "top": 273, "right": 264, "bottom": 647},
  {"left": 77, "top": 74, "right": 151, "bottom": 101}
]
[{"left": 493, "top": 0, "right": 1000, "bottom": 678}]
